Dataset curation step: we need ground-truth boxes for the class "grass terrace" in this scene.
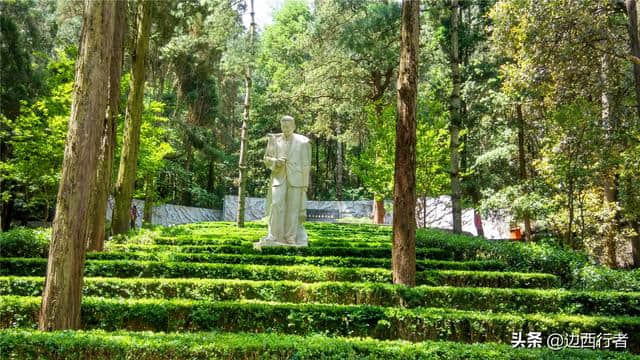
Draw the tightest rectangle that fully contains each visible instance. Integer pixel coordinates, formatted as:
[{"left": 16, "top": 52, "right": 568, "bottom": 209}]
[{"left": 1, "top": 222, "right": 639, "bottom": 358}]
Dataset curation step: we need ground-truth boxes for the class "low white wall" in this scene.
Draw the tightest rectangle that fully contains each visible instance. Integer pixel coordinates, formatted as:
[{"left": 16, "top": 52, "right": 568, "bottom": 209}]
[
  {"left": 223, "top": 195, "right": 510, "bottom": 239},
  {"left": 106, "top": 198, "right": 222, "bottom": 227}
]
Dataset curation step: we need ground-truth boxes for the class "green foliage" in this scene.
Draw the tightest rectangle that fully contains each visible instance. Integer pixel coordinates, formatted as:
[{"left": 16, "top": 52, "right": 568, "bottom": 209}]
[
  {"left": 1, "top": 276, "right": 636, "bottom": 317},
  {"left": 0, "top": 48, "right": 74, "bottom": 219},
  {"left": 86, "top": 251, "right": 506, "bottom": 272},
  {"left": 0, "top": 258, "right": 557, "bottom": 288},
  {"left": 0, "top": 228, "right": 49, "bottom": 258},
  {"left": 417, "top": 228, "right": 589, "bottom": 285},
  {"left": 572, "top": 266, "right": 640, "bottom": 292},
  {"left": 1, "top": 329, "right": 636, "bottom": 360},
  {"left": 1, "top": 296, "right": 638, "bottom": 349}
]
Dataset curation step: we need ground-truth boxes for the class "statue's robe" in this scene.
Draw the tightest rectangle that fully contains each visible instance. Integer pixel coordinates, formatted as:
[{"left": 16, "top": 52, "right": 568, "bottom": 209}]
[{"left": 262, "top": 133, "right": 311, "bottom": 245}]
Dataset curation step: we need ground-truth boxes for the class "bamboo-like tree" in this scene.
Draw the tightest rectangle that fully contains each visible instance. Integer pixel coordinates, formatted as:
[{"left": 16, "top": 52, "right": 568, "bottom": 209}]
[{"left": 236, "top": 0, "right": 256, "bottom": 227}]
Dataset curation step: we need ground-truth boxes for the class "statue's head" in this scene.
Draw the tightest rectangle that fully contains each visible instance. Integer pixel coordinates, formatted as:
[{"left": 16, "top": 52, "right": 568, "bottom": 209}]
[{"left": 280, "top": 115, "right": 295, "bottom": 137}]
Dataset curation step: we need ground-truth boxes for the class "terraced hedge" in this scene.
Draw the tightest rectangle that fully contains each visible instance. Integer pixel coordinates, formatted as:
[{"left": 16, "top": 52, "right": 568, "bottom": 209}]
[
  {"left": 2, "top": 330, "right": 636, "bottom": 360},
  {"left": 1, "top": 296, "right": 638, "bottom": 351},
  {"left": 1, "top": 277, "right": 637, "bottom": 316},
  {"left": 86, "top": 251, "right": 506, "bottom": 271},
  {"left": 0, "top": 258, "right": 559, "bottom": 288},
  {"left": 2, "top": 222, "right": 637, "bottom": 358}
]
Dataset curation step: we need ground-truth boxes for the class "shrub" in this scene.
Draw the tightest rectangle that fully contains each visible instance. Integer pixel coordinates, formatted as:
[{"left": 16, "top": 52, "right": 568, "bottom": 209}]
[
  {"left": 416, "top": 229, "right": 589, "bottom": 285},
  {"left": 86, "top": 251, "right": 506, "bottom": 271},
  {"left": 571, "top": 265, "right": 640, "bottom": 292},
  {"left": 0, "top": 277, "right": 636, "bottom": 316},
  {"left": 0, "top": 228, "right": 49, "bottom": 258},
  {"left": 0, "top": 258, "right": 558, "bottom": 288},
  {"left": 0, "top": 296, "right": 638, "bottom": 351},
  {"left": 1, "top": 329, "right": 635, "bottom": 360}
]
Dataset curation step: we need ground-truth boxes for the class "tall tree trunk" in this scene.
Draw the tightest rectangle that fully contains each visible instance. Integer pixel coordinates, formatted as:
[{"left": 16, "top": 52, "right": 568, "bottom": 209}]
[
  {"left": 392, "top": 0, "right": 419, "bottom": 287},
  {"left": 335, "top": 122, "right": 344, "bottom": 201},
  {"left": 39, "top": 0, "right": 118, "bottom": 330},
  {"left": 625, "top": 0, "right": 640, "bottom": 267},
  {"left": 183, "top": 138, "right": 193, "bottom": 205},
  {"left": 207, "top": 157, "right": 215, "bottom": 193},
  {"left": 516, "top": 104, "right": 532, "bottom": 242},
  {"left": 314, "top": 138, "right": 320, "bottom": 197},
  {"left": 0, "top": 197, "right": 13, "bottom": 231},
  {"left": 143, "top": 174, "right": 153, "bottom": 225},
  {"left": 449, "top": 0, "right": 463, "bottom": 234},
  {"left": 601, "top": 55, "right": 619, "bottom": 268},
  {"left": 373, "top": 196, "right": 385, "bottom": 224},
  {"left": 626, "top": 0, "right": 640, "bottom": 118},
  {"left": 87, "top": 0, "right": 126, "bottom": 252},
  {"left": 236, "top": 0, "right": 256, "bottom": 227},
  {"left": 111, "top": 0, "right": 152, "bottom": 235},
  {"left": 632, "top": 217, "right": 640, "bottom": 267}
]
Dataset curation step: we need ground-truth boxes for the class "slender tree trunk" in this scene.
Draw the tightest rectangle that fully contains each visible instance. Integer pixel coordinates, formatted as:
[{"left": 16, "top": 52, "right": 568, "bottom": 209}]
[
  {"left": 373, "top": 196, "right": 385, "bottom": 224},
  {"left": 112, "top": 0, "right": 152, "bottom": 235},
  {"left": 143, "top": 174, "right": 153, "bottom": 225},
  {"left": 626, "top": 0, "right": 640, "bottom": 118},
  {"left": 423, "top": 194, "right": 427, "bottom": 229},
  {"left": 87, "top": 0, "right": 126, "bottom": 252},
  {"left": 0, "top": 197, "right": 13, "bottom": 231},
  {"left": 567, "top": 177, "right": 575, "bottom": 247},
  {"left": 392, "top": 0, "right": 419, "bottom": 287},
  {"left": 207, "top": 158, "right": 215, "bottom": 193},
  {"left": 183, "top": 139, "right": 193, "bottom": 205},
  {"left": 516, "top": 104, "right": 532, "bottom": 242},
  {"left": 632, "top": 217, "right": 640, "bottom": 268},
  {"left": 601, "top": 55, "right": 619, "bottom": 268},
  {"left": 335, "top": 122, "right": 344, "bottom": 201},
  {"left": 39, "top": 0, "right": 117, "bottom": 330},
  {"left": 236, "top": 0, "right": 256, "bottom": 227},
  {"left": 449, "top": 0, "right": 463, "bottom": 234},
  {"left": 314, "top": 139, "right": 320, "bottom": 196}
]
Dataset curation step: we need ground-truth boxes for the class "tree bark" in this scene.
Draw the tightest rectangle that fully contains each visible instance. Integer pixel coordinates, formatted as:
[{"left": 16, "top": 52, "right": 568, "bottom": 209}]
[
  {"left": 39, "top": 0, "right": 117, "bottom": 330},
  {"left": 449, "top": 0, "right": 463, "bottom": 234},
  {"left": 87, "top": 0, "right": 126, "bottom": 252},
  {"left": 335, "top": 122, "right": 344, "bottom": 201},
  {"left": 373, "top": 196, "right": 385, "bottom": 224},
  {"left": 392, "top": 0, "right": 419, "bottom": 287},
  {"left": 143, "top": 173, "right": 153, "bottom": 225},
  {"left": 112, "top": 0, "right": 152, "bottom": 235},
  {"left": 626, "top": 0, "right": 640, "bottom": 118},
  {"left": 516, "top": 104, "right": 532, "bottom": 242},
  {"left": 600, "top": 55, "right": 619, "bottom": 268},
  {"left": 236, "top": 0, "right": 256, "bottom": 227},
  {"left": 625, "top": 0, "right": 640, "bottom": 267}
]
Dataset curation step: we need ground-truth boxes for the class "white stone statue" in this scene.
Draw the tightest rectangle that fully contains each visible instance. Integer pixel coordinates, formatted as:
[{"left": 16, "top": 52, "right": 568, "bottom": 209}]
[{"left": 255, "top": 115, "right": 311, "bottom": 248}]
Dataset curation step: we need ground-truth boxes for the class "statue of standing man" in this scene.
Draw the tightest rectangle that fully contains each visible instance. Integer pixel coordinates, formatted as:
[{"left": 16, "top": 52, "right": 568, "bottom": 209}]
[{"left": 255, "top": 115, "right": 311, "bottom": 248}]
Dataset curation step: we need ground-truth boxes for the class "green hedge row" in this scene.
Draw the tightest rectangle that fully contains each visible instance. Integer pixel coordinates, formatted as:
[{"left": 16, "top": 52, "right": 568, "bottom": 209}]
[
  {"left": 416, "top": 229, "right": 588, "bottom": 285},
  {"left": 46, "top": 243, "right": 452, "bottom": 260},
  {"left": 86, "top": 251, "right": 506, "bottom": 271},
  {"left": 0, "top": 276, "right": 636, "bottom": 316},
  {"left": 154, "top": 237, "right": 393, "bottom": 249},
  {"left": 153, "top": 242, "right": 451, "bottom": 259},
  {"left": 0, "top": 258, "right": 560, "bottom": 288},
  {"left": 1, "top": 329, "right": 636, "bottom": 360},
  {"left": 154, "top": 235, "right": 393, "bottom": 248},
  {"left": 1, "top": 296, "right": 638, "bottom": 351}
]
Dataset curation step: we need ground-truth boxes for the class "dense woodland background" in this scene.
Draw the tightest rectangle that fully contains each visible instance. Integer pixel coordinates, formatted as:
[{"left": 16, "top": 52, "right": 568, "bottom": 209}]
[{"left": 1, "top": 0, "right": 640, "bottom": 268}]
